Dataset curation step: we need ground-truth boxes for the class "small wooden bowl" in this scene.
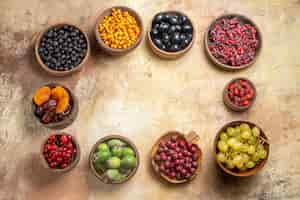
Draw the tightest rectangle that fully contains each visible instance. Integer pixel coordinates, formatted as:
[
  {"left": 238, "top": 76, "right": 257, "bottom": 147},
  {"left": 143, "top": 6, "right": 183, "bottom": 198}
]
[
  {"left": 147, "top": 11, "right": 195, "bottom": 59},
  {"left": 35, "top": 23, "right": 90, "bottom": 76},
  {"left": 89, "top": 135, "right": 140, "bottom": 184},
  {"left": 32, "top": 83, "right": 79, "bottom": 129},
  {"left": 40, "top": 133, "right": 81, "bottom": 173},
  {"left": 151, "top": 131, "right": 202, "bottom": 184},
  {"left": 223, "top": 78, "right": 256, "bottom": 112},
  {"left": 94, "top": 6, "right": 144, "bottom": 55},
  {"left": 204, "top": 13, "right": 262, "bottom": 71},
  {"left": 214, "top": 121, "right": 270, "bottom": 177}
]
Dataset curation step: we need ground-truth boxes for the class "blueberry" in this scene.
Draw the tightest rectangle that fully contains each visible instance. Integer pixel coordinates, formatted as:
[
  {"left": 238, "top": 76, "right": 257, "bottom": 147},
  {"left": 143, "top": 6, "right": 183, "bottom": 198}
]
[
  {"left": 183, "top": 24, "right": 193, "bottom": 33},
  {"left": 162, "top": 33, "right": 170, "bottom": 44},
  {"left": 179, "top": 15, "right": 188, "bottom": 24},
  {"left": 175, "top": 25, "right": 182, "bottom": 32},
  {"left": 154, "top": 13, "right": 164, "bottom": 24},
  {"left": 170, "top": 44, "right": 180, "bottom": 52},
  {"left": 180, "top": 33, "right": 187, "bottom": 41},
  {"left": 171, "top": 32, "right": 181, "bottom": 44},
  {"left": 168, "top": 25, "right": 177, "bottom": 35},
  {"left": 169, "top": 16, "right": 179, "bottom": 25},
  {"left": 159, "top": 22, "right": 170, "bottom": 33},
  {"left": 153, "top": 38, "right": 163, "bottom": 48},
  {"left": 151, "top": 28, "right": 159, "bottom": 37}
]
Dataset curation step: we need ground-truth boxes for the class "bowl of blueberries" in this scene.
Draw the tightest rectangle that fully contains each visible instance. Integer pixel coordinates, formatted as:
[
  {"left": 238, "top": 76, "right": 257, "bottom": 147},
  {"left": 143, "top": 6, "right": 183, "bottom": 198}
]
[
  {"left": 148, "top": 11, "right": 195, "bottom": 59},
  {"left": 35, "top": 23, "right": 90, "bottom": 76}
]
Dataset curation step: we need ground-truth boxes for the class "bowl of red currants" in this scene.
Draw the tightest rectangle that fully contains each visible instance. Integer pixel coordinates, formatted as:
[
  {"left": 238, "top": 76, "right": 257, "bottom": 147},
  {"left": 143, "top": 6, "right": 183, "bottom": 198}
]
[
  {"left": 151, "top": 131, "right": 202, "bottom": 184},
  {"left": 41, "top": 132, "right": 80, "bottom": 172},
  {"left": 35, "top": 23, "right": 90, "bottom": 76},
  {"left": 223, "top": 78, "right": 256, "bottom": 112},
  {"left": 204, "top": 14, "right": 262, "bottom": 70},
  {"left": 32, "top": 83, "right": 78, "bottom": 129},
  {"left": 148, "top": 11, "right": 195, "bottom": 59},
  {"left": 214, "top": 121, "right": 270, "bottom": 177}
]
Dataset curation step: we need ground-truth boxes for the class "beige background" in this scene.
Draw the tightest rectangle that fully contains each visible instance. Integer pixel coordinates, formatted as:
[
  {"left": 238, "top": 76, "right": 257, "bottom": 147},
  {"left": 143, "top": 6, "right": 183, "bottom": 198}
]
[{"left": 0, "top": 0, "right": 300, "bottom": 200}]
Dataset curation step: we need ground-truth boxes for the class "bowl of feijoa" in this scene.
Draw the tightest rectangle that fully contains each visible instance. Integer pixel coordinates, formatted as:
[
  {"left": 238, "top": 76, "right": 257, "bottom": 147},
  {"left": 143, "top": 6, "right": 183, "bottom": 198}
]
[
  {"left": 214, "top": 121, "right": 270, "bottom": 177},
  {"left": 89, "top": 135, "right": 140, "bottom": 184}
]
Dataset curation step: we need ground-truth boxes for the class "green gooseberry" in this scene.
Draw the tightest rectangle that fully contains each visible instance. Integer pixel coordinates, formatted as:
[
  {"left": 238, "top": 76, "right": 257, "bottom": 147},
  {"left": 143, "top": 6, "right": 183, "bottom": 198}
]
[
  {"left": 121, "top": 155, "right": 137, "bottom": 169},
  {"left": 97, "top": 143, "right": 109, "bottom": 152},
  {"left": 106, "top": 156, "right": 121, "bottom": 169},
  {"left": 107, "top": 139, "right": 126, "bottom": 148},
  {"left": 122, "top": 147, "right": 135, "bottom": 157},
  {"left": 106, "top": 169, "right": 123, "bottom": 181},
  {"left": 111, "top": 146, "right": 123, "bottom": 157},
  {"left": 97, "top": 150, "right": 111, "bottom": 163}
]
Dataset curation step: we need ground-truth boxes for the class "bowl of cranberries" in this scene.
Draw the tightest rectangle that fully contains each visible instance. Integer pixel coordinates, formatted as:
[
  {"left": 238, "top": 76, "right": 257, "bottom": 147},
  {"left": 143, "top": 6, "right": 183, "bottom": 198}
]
[
  {"left": 223, "top": 78, "right": 256, "bottom": 112},
  {"left": 41, "top": 133, "right": 80, "bottom": 172},
  {"left": 151, "top": 131, "right": 202, "bottom": 184},
  {"left": 32, "top": 83, "right": 78, "bottom": 129},
  {"left": 205, "top": 14, "right": 262, "bottom": 70},
  {"left": 148, "top": 11, "right": 195, "bottom": 59}
]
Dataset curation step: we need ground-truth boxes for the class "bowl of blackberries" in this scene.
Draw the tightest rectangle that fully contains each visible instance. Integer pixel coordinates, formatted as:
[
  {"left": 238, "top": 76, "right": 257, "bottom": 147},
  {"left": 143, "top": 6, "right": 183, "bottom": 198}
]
[
  {"left": 223, "top": 78, "right": 256, "bottom": 112},
  {"left": 41, "top": 132, "right": 80, "bottom": 172},
  {"left": 35, "top": 23, "right": 90, "bottom": 76},
  {"left": 205, "top": 14, "right": 262, "bottom": 70},
  {"left": 32, "top": 83, "right": 78, "bottom": 129},
  {"left": 151, "top": 131, "right": 202, "bottom": 184},
  {"left": 148, "top": 11, "right": 194, "bottom": 59}
]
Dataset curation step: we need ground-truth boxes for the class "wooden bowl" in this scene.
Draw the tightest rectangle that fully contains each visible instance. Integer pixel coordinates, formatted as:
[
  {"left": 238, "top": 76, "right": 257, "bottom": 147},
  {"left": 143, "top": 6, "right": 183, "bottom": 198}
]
[
  {"left": 35, "top": 23, "right": 90, "bottom": 76},
  {"left": 147, "top": 11, "right": 195, "bottom": 59},
  {"left": 40, "top": 132, "right": 81, "bottom": 173},
  {"left": 223, "top": 78, "right": 256, "bottom": 112},
  {"left": 214, "top": 121, "right": 270, "bottom": 177},
  {"left": 204, "top": 13, "right": 262, "bottom": 71},
  {"left": 94, "top": 6, "right": 144, "bottom": 55},
  {"left": 151, "top": 131, "right": 202, "bottom": 184},
  {"left": 89, "top": 135, "right": 140, "bottom": 184},
  {"left": 32, "top": 83, "right": 79, "bottom": 129}
]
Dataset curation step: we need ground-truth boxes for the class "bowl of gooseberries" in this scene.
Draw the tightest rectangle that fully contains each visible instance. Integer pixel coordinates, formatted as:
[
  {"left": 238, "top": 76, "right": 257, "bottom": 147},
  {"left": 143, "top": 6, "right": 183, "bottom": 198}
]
[
  {"left": 89, "top": 135, "right": 139, "bottom": 184},
  {"left": 214, "top": 121, "right": 270, "bottom": 177}
]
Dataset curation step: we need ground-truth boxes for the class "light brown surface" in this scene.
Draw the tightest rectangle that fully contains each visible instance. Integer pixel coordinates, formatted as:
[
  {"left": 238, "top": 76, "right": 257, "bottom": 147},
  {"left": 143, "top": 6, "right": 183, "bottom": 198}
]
[{"left": 0, "top": 0, "right": 300, "bottom": 200}]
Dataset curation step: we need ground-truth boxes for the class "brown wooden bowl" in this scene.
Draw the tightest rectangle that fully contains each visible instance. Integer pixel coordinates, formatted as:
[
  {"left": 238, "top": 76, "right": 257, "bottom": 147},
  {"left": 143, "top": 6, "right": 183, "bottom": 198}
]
[
  {"left": 89, "top": 135, "right": 140, "bottom": 184},
  {"left": 214, "top": 121, "right": 270, "bottom": 177},
  {"left": 223, "top": 78, "right": 256, "bottom": 112},
  {"left": 32, "top": 83, "right": 79, "bottom": 129},
  {"left": 35, "top": 23, "right": 90, "bottom": 76},
  {"left": 204, "top": 13, "right": 262, "bottom": 71},
  {"left": 40, "top": 132, "right": 81, "bottom": 173},
  {"left": 151, "top": 131, "right": 202, "bottom": 184},
  {"left": 147, "top": 11, "right": 195, "bottom": 59},
  {"left": 94, "top": 6, "right": 144, "bottom": 55}
]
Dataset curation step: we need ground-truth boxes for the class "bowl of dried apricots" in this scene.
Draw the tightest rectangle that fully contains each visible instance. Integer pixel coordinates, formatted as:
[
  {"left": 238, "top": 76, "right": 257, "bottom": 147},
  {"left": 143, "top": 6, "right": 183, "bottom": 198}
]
[{"left": 32, "top": 83, "right": 78, "bottom": 129}]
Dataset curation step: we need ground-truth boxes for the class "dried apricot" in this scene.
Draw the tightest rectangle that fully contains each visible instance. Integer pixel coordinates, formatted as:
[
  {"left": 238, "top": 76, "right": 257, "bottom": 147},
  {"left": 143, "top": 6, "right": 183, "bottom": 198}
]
[
  {"left": 56, "top": 95, "right": 70, "bottom": 113},
  {"left": 51, "top": 86, "right": 69, "bottom": 100},
  {"left": 33, "top": 86, "right": 51, "bottom": 106}
]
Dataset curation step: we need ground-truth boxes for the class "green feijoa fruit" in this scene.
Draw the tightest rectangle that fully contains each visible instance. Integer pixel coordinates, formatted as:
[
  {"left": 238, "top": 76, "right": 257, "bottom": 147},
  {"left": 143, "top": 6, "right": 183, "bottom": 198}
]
[
  {"left": 97, "top": 143, "right": 109, "bottom": 152},
  {"left": 106, "top": 169, "right": 122, "bottom": 181},
  {"left": 111, "top": 146, "right": 123, "bottom": 157},
  {"left": 106, "top": 156, "right": 121, "bottom": 169},
  {"left": 97, "top": 150, "right": 111, "bottom": 163},
  {"left": 121, "top": 155, "right": 137, "bottom": 169},
  {"left": 122, "top": 147, "right": 135, "bottom": 157},
  {"left": 107, "top": 139, "right": 126, "bottom": 147}
]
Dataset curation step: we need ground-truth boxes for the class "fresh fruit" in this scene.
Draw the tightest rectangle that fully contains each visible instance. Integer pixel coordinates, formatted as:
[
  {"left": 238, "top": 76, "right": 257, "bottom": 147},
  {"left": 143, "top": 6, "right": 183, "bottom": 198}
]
[
  {"left": 216, "top": 123, "right": 268, "bottom": 172},
  {"left": 93, "top": 138, "right": 138, "bottom": 183},
  {"left": 38, "top": 25, "right": 88, "bottom": 71},
  {"left": 121, "top": 155, "right": 137, "bottom": 169},
  {"left": 150, "top": 12, "right": 193, "bottom": 52},
  {"left": 106, "top": 157, "right": 121, "bottom": 169},
  {"left": 154, "top": 135, "right": 200, "bottom": 181},
  {"left": 226, "top": 79, "right": 255, "bottom": 108},
  {"left": 98, "top": 143, "right": 109, "bottom": 152},
  {"left": 33, "top": 86, "right": 51, "bottom": 106},
  {"left": 208, "top": 16, "right": 259, "bottom": 66},
  {"left": 43, "top": 133, "right": 77, "bottom": 169}
]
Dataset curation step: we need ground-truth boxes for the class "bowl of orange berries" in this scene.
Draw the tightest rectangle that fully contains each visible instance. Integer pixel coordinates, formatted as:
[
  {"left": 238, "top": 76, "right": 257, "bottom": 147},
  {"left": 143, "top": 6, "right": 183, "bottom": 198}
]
[{"left": 32, "top": 83, "right": 78, "bottom": 129}]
